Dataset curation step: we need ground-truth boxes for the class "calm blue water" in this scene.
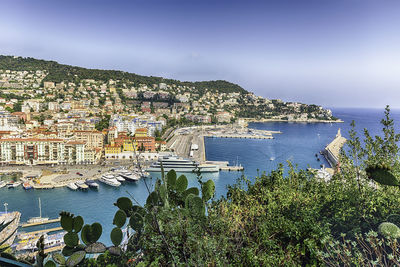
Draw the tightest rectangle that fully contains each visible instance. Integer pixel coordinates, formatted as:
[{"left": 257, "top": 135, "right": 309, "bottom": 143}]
[{"left": 1, "top": 107, "right": 400, "bottom": 245}]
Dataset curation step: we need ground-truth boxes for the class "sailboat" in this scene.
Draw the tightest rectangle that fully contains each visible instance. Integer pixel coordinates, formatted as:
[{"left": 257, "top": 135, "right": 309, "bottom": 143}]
[{"left": 27, "top": 198, "right": 49, "bottom": 224}]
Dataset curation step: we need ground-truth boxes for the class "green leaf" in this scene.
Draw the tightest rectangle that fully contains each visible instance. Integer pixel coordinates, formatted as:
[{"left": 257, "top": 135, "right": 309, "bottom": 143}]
[
  {"left": 166, "top": 170, "right": 177, "bottom": 189},
  {"left": 52, "top": 252, "right": 66, "bottom": 265},
  {"left": 113, "top": 209, "right": 127, "bottom": 228},
  {"left": 146, "top": 191, "right": 159, "bottom": 207},
  {"left": 73, "top": 216, "right": 84, "bottom": 233},
  {"left": 129, "top": 212, "right": 144, "bottom": 232},
  {"left": 110, "top": 227, "right": 123, "bottom": 246},
  {"left": 202, "top": 179, "right": 215, "bottom": 201},
  {"left": 44, "top": 260, "right": 57, "bottom": 267},
  {"left": 63, "top": 232, "right": 79, "bottom": 247},
  {"left": 81, "top": 223, "right": 102, "bottom": 245},
  {"left": 66, "top": 250, "right": 86, "bottom": 267},
  {"left": 176, "top": 175, "right": 188, "bottom": 192},
  {"left": 366, "top": 166, "right": 400, "bottom": 186},
  {"left": 85, "top": 242, "right": 107, "bottom": 254},
  {"left": 60, "top": 212, "right": 74, "bottom": 232},
  {"left": 115, "top": 197, "right": 133, "bottom": 211}
]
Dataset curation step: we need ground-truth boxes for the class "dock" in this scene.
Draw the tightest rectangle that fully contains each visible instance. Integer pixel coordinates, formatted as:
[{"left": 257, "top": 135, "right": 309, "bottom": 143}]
[
  {"left": 19, "top": 227, "right": 63, "bottom": 237},
  {"left": 205, "top": 161, "right": 244, "bottom": 171},
  {"left": 204, "top": 134, "right": 273, "bottom": 139},
  {"left": 220, "top": 166, "right": 244, "bottom": 171},
  {"left": 21, "top": 217, "right": 61, "bottom": 228},
  {"left": 321, "top": 129, "right": 346, "bottom": 168}
]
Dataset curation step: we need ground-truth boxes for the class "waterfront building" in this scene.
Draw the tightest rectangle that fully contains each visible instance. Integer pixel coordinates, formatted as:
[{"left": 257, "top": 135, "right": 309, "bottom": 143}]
[
  {"left": 72, "top": 130, "right": 104, "bottom": 149},
  {"left": 0, "top": 138, "right": 86, "bottom": 165}
]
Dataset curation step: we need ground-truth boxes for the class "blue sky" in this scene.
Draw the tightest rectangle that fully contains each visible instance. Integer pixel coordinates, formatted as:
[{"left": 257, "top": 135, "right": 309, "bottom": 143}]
[{"left": 1, "top": 0, "right": 400, "bottom": 108}]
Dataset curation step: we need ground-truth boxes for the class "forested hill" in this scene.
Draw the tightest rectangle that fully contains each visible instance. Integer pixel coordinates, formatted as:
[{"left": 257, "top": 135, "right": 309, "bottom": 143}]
[{"left": 0, "top": 55, "right": 247, "bottom": 94}]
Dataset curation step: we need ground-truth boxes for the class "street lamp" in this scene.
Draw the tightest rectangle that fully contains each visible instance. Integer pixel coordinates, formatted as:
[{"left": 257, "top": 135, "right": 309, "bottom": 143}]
[{"left": 4, "top": 203, "right": 8, "bottom": 213}]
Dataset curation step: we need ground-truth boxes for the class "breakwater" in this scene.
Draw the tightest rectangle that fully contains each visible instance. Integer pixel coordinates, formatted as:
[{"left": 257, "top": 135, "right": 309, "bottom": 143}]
[{"left": 321, "top": 129, "right": 346, "bottom": 168}]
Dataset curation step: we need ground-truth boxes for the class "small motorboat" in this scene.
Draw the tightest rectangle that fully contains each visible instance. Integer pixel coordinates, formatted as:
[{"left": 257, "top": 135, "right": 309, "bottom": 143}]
[
  {"left": 0, "top": 181, "right": 6, "bottom": 188},
  {"left": 75, "top": 181, "right": 89, "bottom": 190},
  {"left": 7, "top": 181, "right": 21, "bottom": 188},
  {"left": 67, "top": 183, "right": 78, "bottom": 190},
  {"left": 85, "top": 179, "right": 99, "bottom": 189},
  {"left": 23, "top": 182, "right": 33, "bottom": 190}
]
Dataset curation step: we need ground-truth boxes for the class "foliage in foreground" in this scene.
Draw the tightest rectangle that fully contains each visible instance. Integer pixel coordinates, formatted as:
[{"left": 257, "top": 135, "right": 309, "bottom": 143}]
[{"left": 9, "top": 106, "right": 400, "bottom": 266}]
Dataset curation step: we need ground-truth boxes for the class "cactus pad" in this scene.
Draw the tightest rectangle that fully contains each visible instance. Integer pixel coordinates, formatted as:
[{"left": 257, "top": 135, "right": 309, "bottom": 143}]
[
  {"left": 176, "top": 175, "right": 188, "bottom": 192},
  {"left": 110, "top": 227, "right": 123, "bottom": 246},
  {"left": 129, "top": 212, "right": 144, "bottom": 232},
  {"left": 113, "top": 209, "right": 127, "bottom": 228},
  {"left": 167, "top": 170, "right": 177, "bottom": 189},
  {"left": 64, "top": 232, "right": 79, "bottom": 247},
  {"left": 146, "top": 191, "right": 159, "bottom": 207},
  {"left": 366, "top": 166, "right": 400, "bottom": 186},
  {"left": 81, "top": 223, "right": 102, "bottom": 245},
  {"left": 52, "top": 252, "right": 66, "bottom": 265},
  {"left": 202, "top": 180, "right": 215, "bottom": 201},
  {"left": 66, "top": 251, "right": 86, "bottom": 267},
  {"left": 85, "top": 242, "right": 107, "bottom": 254},
  {"left": 73, "top": 216, "right": 84, "bottom": 233},
  {"left": 44, "top": 260, "right": 56, "bottom": 267},
  {"left": 115, "top": 197, "right": 133, "bottom": 212},
  {"left": 60, "top": 212, "right": 74, "bottom": 232},
  {"left": 108, "top": 246, "right": 122, "bottom": 256}
]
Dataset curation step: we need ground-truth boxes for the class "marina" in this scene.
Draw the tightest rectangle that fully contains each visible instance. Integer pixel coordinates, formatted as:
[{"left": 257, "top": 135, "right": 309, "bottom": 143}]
[{"left": 167, "top": 125, "right": 280, "bottom": 168}]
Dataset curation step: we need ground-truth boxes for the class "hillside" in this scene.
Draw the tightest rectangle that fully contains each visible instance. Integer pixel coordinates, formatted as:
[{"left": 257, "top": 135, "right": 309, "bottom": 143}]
[{"left": 0, "top": 55, "right": 247, "bottom": 94}]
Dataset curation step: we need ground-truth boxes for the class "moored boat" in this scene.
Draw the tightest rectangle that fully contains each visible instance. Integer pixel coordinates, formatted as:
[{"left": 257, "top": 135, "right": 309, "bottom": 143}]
[
  {"left": 27, "top": 198, "right": 49, "bottom": 224},
  {"left": 7, "top": 181, "right": 21, "bottom": 188},
  {"left": 99, "top": 174, "right": 121, "bottom": 187},
  {"left": 23, "top": 182, "right": 33, "bottom": 190},
  {"left": 85, "top": 179, "right": 99, "bottom": 189},
  {"left": 67, "top": 183, "right": 78, "bottom": 190},
  {"left": 146, "top": 156, "right": 219, "bottom": 173},
  {"left": 0, "top": 180, "right": 6, "bottom": 188},
  {"left": 75, "top": 180, "right": 89, "bottom": 190},
  {"left": 116, "top": 175, "right": 126, "bottom": 182}
]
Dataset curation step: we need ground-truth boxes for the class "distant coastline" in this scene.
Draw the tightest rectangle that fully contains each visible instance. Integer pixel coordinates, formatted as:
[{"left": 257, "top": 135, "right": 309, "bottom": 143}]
[{"left": 244, "top": 118, "right": 344, "bottom": 124}]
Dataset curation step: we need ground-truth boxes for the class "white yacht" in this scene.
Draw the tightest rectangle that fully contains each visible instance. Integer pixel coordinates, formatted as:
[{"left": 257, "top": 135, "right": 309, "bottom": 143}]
[
  {"left": 67, "top": 183, "right": 78, "bottom": 190},
  {"left": 27, "top": 198, "right": 49, "bottom": 224},
  {"left": 85, "top": 179, "right": 99, "bottom": 189},
  {"left": 146, "top": 156, "right": 219, "bottom": 173},
  {"left": 116, "top": 175, "right": 126, "bottom": 182},
  {"left": 7, "top": 181, "right": 21, "bottom": 188},
  {"left": 118, "top": 170, "right": 140, "bottom": 182},
  {"left": 99, "top": 174, "right": 121, "bottom": 187}
]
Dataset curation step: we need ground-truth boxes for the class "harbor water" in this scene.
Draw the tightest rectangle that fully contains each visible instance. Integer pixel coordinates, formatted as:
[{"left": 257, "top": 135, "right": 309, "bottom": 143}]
[{"left": 1, "top": 107, "right": 400, "bottom": 245}]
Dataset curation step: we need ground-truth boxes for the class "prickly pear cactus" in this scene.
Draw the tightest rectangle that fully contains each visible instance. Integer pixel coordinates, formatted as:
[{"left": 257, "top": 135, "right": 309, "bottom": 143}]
[
  {"left": 176, "top": 175, "right": 188, "bottom": 192},
  {"left": 366, "top": 164, "right": 400, "bottom": 186},
  {"left": 202, "top": 179, "right": 215, "bottom": 201},
  {"left": 111, "top": 227, "right": 123, "bottom": 246},
  {"left": 113, "top": 209, "right": 127, "bottom": 228},
  {"left": 81, "top": 223, "right": 102, "bottom": 245}
]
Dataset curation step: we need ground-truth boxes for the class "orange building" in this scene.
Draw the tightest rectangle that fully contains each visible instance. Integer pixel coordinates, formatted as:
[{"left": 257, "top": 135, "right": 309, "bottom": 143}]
[{"left": 134, "top": 136, "right": 155, "bottom": 152}]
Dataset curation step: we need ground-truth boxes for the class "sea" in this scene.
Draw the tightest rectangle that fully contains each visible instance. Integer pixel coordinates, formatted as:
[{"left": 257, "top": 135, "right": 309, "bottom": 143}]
[{"left": 1, "top": 107, "right": 400, "bottom": 245}]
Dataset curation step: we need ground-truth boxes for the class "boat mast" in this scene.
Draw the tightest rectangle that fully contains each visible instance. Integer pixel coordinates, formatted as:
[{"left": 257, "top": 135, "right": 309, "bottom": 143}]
[{"left": 39, "top": 198, "right": 42, "bottom": 218}]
